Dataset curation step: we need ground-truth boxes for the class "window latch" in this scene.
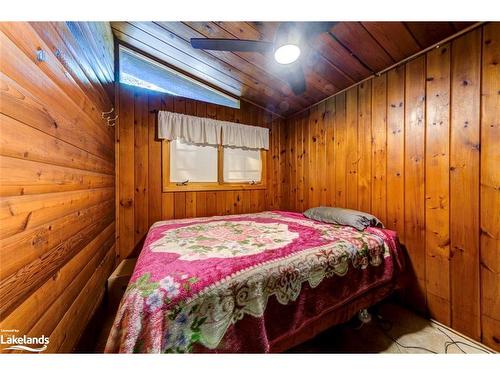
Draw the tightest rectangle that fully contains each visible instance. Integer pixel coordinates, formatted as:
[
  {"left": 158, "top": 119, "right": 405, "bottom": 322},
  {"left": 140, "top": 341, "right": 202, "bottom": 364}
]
[
  {"left": 249, "top": 180, "right": 257, "bottom": 185},
  {"left": 176, "top": 179, "right": 189, "bottom": 186}
]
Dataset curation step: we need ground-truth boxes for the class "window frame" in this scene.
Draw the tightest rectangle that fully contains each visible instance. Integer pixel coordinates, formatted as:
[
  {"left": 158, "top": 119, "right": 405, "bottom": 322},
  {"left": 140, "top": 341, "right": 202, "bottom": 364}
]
[
  {"left": 162, "top": 140, "right": 267, "bottom": 192},
  {"left": 118, "top": 45, "right": 241, "bottom": 109}
]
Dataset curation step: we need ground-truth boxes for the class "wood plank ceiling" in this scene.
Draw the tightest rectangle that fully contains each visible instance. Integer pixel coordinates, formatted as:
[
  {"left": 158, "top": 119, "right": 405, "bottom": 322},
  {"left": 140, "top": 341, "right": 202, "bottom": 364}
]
[{"left": 111, "top": 22, "right": 474, "bottom": 116}]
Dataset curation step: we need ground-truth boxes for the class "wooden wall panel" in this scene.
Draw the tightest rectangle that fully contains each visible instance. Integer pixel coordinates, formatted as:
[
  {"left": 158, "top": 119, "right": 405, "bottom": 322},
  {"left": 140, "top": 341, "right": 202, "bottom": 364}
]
[
  {"left": 147, "top": 94, "right": 162, "bottom": 225},
  {"left": 324, "top": 98, "right": 336, "bottom": 208},
  {"left": 425, "top": 43, "right": 451, "bottom": 325},
  {"left": 307, "top": 103, "right": 320, "bottom": 208},
  {"left": 480, "top": 22, "right": 500, "bottom": 351},
  {"left": 0, "top": 22, "right": 115, "bottom": 353},
  {"left": 404, "top": 56, "right": 426, "bottom": 312},
  {"left": 357, "top": 81, "right": 372, "bottom": 213},
  {"left": 134, "top": 93, "right": 149, "bottom": 243},
  {"left": 299, "top": 113, "right": 307, "bottom": 212},
  {"left": 282, "top": 24, "right": 499, "bottom": 350},
  {"left": 324, "top": 99, "right": 335, "bottom": 206},
  {"left": 386, "top": 65, "right": 405, "bottom": 238},
  {"left": 371, "top": 75, "right": 387, "bottom": 224},
  {"left": 345, "top": 88, "right": 358, "bottom": 209},
  {"left": 118, "top": 81, "right": 135, "bottom": 261},
  {"left": 449, "top": 29, "right": 481, "bottom": 341},
  {"left": 317, "top": 102, "right": 327, "bottom": 206},
  {"left": 117, "top": 84, "right": 282, "bottom": 260},
  {"left": 334, "top": 93, "right": 347, "bottom": 208},
  {"left": 284, "top": 117, "right": 294, "bottom": 211}
]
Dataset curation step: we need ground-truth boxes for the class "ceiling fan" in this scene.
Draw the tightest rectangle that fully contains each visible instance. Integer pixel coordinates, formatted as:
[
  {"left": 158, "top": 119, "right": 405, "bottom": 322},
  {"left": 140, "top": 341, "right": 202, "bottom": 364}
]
[{"left": 189, "top": 22, "right": 336, "bottom": 95}]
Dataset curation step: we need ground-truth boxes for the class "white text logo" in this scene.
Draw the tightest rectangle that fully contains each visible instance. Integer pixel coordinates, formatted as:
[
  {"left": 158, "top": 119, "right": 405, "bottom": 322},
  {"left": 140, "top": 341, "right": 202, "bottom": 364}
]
[{"left": 1, "top": 329, "right": 49, "bottom": 352}]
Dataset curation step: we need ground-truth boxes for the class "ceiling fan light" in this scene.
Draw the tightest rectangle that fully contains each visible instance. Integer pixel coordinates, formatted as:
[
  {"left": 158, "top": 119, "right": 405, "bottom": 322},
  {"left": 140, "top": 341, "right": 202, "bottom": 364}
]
[{"left": 274, "top": 44, "right": 301, "bottom": 65}]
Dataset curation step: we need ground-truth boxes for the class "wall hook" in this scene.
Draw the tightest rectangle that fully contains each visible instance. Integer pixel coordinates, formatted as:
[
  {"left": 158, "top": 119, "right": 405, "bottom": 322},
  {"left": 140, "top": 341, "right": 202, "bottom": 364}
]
[
  {"left": 101, "top": 107, "right": 115, "bottom": 119},
  {"left": 36, "top": 49, "right": 47, "bottom": 62},
  {"left": 107, "top": 115, "right": 118, "bottom": 127}
]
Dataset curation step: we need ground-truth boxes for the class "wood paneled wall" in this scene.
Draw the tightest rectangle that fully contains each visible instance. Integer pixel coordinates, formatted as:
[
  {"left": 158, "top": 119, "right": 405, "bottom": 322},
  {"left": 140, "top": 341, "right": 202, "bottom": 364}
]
[
  {"left": 0, "top": 22, "right": 115, "bottom": 353},
  {"left": 117, "top": 84, "right": 285, "bottom": 260},
  {"left": 282, "top": 23, "right": 499, "bottom": 350}
]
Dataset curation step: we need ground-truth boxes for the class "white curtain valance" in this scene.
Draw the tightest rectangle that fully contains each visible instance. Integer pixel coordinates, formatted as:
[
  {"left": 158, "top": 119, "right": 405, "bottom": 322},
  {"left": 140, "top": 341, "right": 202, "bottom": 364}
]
[
  {"left": 221, "top": 121, "right": 269, "bottom": 150},
  {"left": 158, "top": 110, "right": 269, "bottom": 150},
  {"left": 158, "top": 111, "right": 222, "bottom": 146}
]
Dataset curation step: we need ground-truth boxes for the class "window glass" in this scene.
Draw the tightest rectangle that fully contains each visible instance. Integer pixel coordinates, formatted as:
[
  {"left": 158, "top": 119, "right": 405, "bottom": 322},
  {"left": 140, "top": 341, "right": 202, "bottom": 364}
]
[
  {"left": 223, "top": 147, "right": 262, "bottom": 183},
  {"left": 170, "top": 139, "right": 218, "bottom": 183},
  {"left": 119, "top": 46, "right": 240, "bottom": 109}
]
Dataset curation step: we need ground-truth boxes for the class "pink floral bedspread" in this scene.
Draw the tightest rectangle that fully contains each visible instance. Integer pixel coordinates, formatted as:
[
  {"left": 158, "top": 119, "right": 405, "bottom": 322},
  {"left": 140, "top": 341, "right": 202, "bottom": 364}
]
[{"left": 105, "top": 211, "right": 404, "bottom": 353}]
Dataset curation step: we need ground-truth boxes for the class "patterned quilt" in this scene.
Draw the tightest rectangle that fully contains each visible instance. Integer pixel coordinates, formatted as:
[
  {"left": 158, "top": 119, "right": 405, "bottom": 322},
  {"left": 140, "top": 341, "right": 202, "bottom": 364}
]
[{"left": 105, "top": 211, "right": 404, "bottom": 353}]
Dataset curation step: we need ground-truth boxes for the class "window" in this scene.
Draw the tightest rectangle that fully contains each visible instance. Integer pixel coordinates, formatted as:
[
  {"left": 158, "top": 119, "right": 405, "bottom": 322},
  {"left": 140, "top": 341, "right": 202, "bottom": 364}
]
[
  {"left": 119, "top": 46, "right": 240, "bottom": 109},
  {"left": 223, "top": 147, "right": 262, "bottom": 183},
  {"left": 163, "top": 141, "right": 267, "bottom": 192},
  {"left": 169, "top": 139, "right": 218, "bottom": 183}
]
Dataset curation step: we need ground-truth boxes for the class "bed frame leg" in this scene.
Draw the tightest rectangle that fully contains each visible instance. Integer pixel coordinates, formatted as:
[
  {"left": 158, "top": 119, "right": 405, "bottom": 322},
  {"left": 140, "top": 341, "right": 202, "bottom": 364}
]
[{"left": 358, "top": 308, "right": 372, "bottom": 324}]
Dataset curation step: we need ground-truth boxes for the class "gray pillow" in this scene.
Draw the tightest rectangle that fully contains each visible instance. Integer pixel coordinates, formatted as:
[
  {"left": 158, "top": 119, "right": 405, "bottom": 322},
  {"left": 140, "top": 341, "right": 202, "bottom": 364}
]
[{"left": 303, "top": 206, "right": 384, "bottom": 231}]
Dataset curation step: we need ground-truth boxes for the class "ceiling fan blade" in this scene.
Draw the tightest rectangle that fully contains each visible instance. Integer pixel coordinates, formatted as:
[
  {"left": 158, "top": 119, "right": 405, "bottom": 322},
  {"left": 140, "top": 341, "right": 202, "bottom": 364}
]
[
  {"left": 302, "top": 21, "right": 337, "bottom": 37},
  {"left": 291, "top": 69, "right": 306, "bottom": 95},
  {"left": 190, "top": 38, "right": 273, "bottom": 53},
  {"left": 284, "top": 64, "right": 307, "bottom": 95}
]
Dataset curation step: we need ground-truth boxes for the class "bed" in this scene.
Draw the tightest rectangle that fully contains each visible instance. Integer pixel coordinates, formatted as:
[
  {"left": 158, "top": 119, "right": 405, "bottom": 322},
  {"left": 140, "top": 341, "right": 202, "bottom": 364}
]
[{"left": 105, "top": 211, "right": 405, "bottom": 353}]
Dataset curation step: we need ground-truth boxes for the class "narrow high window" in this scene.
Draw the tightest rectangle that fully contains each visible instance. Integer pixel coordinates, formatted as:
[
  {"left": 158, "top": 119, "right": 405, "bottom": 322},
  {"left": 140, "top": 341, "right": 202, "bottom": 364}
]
[{"left": 118, "top": 45, "right": 240, "bottom": 109}]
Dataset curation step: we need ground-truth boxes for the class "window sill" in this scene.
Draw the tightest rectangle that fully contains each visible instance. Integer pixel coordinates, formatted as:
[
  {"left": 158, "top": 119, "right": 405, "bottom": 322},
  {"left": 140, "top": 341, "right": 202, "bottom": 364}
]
[{"left": 163, "top": 183, "right": 266, "bottom": 193}]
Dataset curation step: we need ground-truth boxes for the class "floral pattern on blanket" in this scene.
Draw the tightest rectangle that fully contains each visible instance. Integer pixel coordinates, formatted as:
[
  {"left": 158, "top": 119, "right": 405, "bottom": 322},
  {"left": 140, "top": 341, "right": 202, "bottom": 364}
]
[
  {"left": 150, "top": 220, "right": 299, "bottom": 260},
  {"left": 105, "top": 211, "right": 396, "bottom": 353}
]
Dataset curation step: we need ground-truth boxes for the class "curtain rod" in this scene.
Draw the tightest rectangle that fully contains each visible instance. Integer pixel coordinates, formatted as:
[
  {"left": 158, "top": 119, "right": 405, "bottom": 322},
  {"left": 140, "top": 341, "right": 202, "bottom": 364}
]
[{"left": 287, "top": 21, "right": 486, "bottom": 119}]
